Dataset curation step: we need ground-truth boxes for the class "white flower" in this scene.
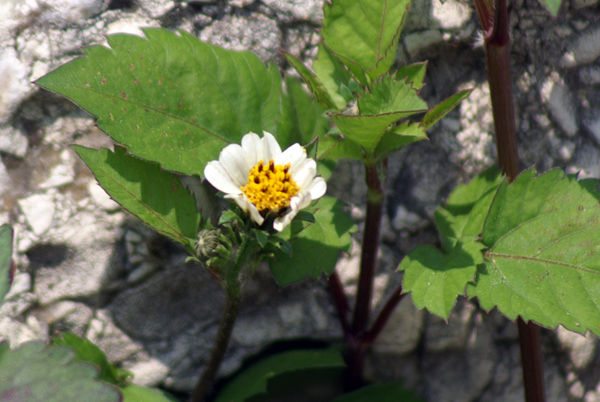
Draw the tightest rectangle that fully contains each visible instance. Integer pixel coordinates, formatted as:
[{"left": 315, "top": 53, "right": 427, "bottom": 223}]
[{"left": 204, "top": 131, "right": 327, "bottom": 232}]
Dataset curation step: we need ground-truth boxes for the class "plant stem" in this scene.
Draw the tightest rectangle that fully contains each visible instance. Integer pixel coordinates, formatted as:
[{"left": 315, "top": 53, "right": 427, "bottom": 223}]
[
  {"left": 191, "top": 236, "right": 254, "bottom": 402},
  {"left": 329, "top": 269, "right": 351, "bottom": 337},
  {"left": 476, "top": 0, "right": 546, "bottom": 400},
  {"left": 347, "top": 162, "right": 384, "bottom": 385},
  {"left": 363, "top": 284, "right": 405, "bottom": 344}
]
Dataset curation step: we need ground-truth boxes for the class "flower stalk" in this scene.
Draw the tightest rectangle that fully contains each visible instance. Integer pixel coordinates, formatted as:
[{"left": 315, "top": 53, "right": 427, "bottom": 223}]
[
  {"left": 191, "top": 235, "right": 257, "bottom": 402},
  {"left": 475, "top": 0, "right": 546, "bottom": 400}
]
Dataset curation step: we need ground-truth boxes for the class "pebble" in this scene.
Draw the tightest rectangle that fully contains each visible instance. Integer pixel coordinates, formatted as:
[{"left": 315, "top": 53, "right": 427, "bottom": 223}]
[
  {"left": 18, "top": 193, "right": 55, "bottom": 236},
  {"left": 559, "top": 25, "right": 600, "bottom": 68}
]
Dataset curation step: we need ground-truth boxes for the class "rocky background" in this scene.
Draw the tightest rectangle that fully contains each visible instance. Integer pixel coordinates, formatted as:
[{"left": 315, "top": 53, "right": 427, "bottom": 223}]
[{"left": 1, "top": 0, "right": 600, "bottom": 400}]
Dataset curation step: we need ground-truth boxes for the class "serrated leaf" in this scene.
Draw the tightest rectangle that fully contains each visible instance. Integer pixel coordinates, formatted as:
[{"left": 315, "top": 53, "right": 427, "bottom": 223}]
[
  {"left": 269, "top": 196, "right": 357, "bottom": 286},
  {"left": 421, "top": 89, "right": 472, "bottom": 129},
  {"left": 373, "top": 121, "right": 428, "bottom": 159},
  {"left": 282, "top": 51, "right": 338, "bottom": 110},
  {"left": 538, "top": 0, "right": 561, "bottom": 16},
  {"left": 215, "top": 348, "right": 346, "bottom": 402},
  {"left": 312, "top": 44, "right": 354, "bottom": 110},
  {"left": 0, "top": 341, "right": 121, "bottom": 402},
  {"left": 469, "top": 168, "right": 600, "bottom": 335},
  {"left": 330, "top": 111, "right": 418, "bottom": 152},
  {"left": 279, "top": 76, "right": 329, "bottom": 147},
  {"left": 74, "top": 145, "right": 201, "bottom": 244},
  {"left": 53, "top": 333, "right": 124, "bottom": 385},
  {"left": 332, "top": 383, "right": 423, "bottom": 402},
  {"left": 0, "top": 224, "right": 14, "bottom": 304},
  {"left": 36, "top": 29, "right": 285, "bottom": 176},
  {"left": 120, "top": 384, "right": 176, "bottom": 402},
  {"left": 318, "top": 134, "right": 365, "bottom": 161},
  {"left": 358, "top": 75, "right": 428, "bottom": 115},
  {"left": 435, "top": 165, "right": 503, "bottom": 252},
  {"left": 321, "top": 0, "right": 411, "bottom": 82},
  {"left": 398, "top": 237, "right": 484, "bottom": 318},
  {"left": 396, "top": 61, "right": 428, "bottom": 90}
]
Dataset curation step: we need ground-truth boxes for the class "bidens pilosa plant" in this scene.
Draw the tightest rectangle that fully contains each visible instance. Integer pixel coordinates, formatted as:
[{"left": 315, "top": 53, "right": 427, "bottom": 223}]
[{"left": 0, "top": 0, "right": 595, "bottom": 400}]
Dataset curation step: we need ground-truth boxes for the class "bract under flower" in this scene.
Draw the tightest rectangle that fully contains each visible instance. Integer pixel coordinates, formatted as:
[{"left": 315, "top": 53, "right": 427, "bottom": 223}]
[{"left": 204, "top": 132, "right": 327, "bottom": 231}]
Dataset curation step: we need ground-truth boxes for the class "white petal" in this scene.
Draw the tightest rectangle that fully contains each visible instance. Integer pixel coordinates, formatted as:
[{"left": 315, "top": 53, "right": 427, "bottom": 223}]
[
  {"left": 219, "top": 144, "right": 250, "bottom": 187},
  {"left": 275, "top": 143, "right": 306, "bottom": 173},
  {"left": 307, "top": 177, "right": 327, "bottom": 200},
  {"left": 241, "top": 132, "right": 262, "bottom": 165},
  {"left": 204, "top": 161, "right": 243, "bottom": 195},
  {"left": 292, "top": 159, "right": 317, "bottom": 189},
  {"left": 273, "top": 206, "right": 299, "bottom": 232},
  {"left": 228, "top": 194, "right": 264, "bottom": 225},
  {"left": 261, "top": 131, "right": 282, "bottom": 161},
  {"left": 294, "top": 190, "right": 313, "bottom": 211}
]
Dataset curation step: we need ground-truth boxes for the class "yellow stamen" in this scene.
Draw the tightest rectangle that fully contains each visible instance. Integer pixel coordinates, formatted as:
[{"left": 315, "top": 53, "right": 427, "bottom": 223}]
[{"left": 241, "top": 159, "right": 300, "bottom": 211}]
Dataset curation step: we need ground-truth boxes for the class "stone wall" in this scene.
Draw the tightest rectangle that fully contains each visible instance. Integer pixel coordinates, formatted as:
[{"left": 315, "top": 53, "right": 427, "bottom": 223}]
[{"left": 0, "top": 0, "right": 599, "bottom": 400}]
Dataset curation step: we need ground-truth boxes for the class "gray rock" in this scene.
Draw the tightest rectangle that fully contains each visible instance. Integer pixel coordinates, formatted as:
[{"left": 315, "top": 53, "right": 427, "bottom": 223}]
[
  {"left": 4, "top": 272, "right": 31, "bottom": 300},
  {"left": 126, "top": 358, "right": 170, "bottom": 387},
  {"left": 559, "top": 25, "right": 600, "bottom": 68},
  {"left": 262, "top": 0, "right": 324, "bottom": 23},
  {"left": 86, "top": 309, "right": 144, "bottom": 363},
  {"left": 373, "top": 298, "right": 424, "bottom": 355},
  {"left": 0, "top": 161, "right": 10, "bottom": 198},
  {"left": 0, "top": 124, "right": 28, "bottom": 157},
  {"left": 572, "top": 0, "right": 599, "bottom": 8},
  {"left": 137, "top": 0, "right": 176, "bottom": 19},
  {"left": 200, "top": 13, "right": 281, "bottom": 62},
  {"left": 37, "top": 300, "right": 93, "bottom": 336},
  {"left": 0, "top": 47, "right": 30, "bottom": 124},
  {"left": 403, "top": 30, "right": 443, "bottom": 59},
  {"left": 579, "top": 66, "right": 600, "bottom": 85},
  {"left": 88, "top": 180, "right": 121, "bottom": 211},
  {"left": 39, "top": 149, "right": 76, "bottom": 189},
  {"left": 557, "top": 327, "right": 597, "bottom": 369},
  {"left": 18, "top": 193, "right": 56, "bottom": 236},
  {"left": 540, "top": 72, "right": 578, "bottom": 137}
]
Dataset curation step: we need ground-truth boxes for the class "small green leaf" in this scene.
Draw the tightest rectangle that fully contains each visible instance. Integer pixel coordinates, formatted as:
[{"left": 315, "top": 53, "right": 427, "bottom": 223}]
[
  {"left": 318, "top": 134, "right": 365, "bottom": 162},
  {"left": 330, "top": 112, "right": 418, "bottom": 152},
  {"left": 312, "top": 44, "right": 354, "bottom": 110},
  {"left": 538, "top": 0, "right": 561, "bottom": 16},
  {"left": 469, "top": 168, "right": 600, "bottom": 335},
  {"left": 0, "top": 224, "right": 14, "bottom": 304},
  {"left": 294, "top": 210, "right": 316, "bottom": 223},
  {"left": 358, "top": 75, "right": 428, "bottom": 116},
  {"left": 215, "top": 348, "right": 346, "bottom": 402},
  {"left": 120, "top": 384, "right": 177, "bottom": 402},
  {"left": 435, "top": 165, "right": 503, "bottom": 252},
  {"left": 373, "top": 121, "right": 428, "bottom": 159},
  {"left": 396, "top": 62, "right": 428, "bottom": 90},
  {"left": 321, "top": 0, "right": 411, "bottom": 82},
  {"left": 420, "top": 89, "right": 472, "bottom": 129},
  {"left": 398, "top": 237, "right": 484, "bottom": 318},
  {"left": 53, "top": 333, "right": 124, "bottom": 385},
  {"left": 269, "top": 196, "right": 357, "bottom": 286},
  {"left": 282, "top": 51, "right": 337, "bottom": 110},
  {"left": 37, "top": 29, "right": 285, "bottom": 176},
  {"left": 332, "top": 383, "right": 423, "bottom": 402},
  {"left": 252, "top": 229, "right": 269, "bottom": 248},
  {"left": 0, "top": 341, "right": 121, "bottom": 402},
  {"left": 74, "top": 145, "right": 201, "bottom": 244},
  {"left": 279, "top": 76, "right": 329, "bottom": 148}
]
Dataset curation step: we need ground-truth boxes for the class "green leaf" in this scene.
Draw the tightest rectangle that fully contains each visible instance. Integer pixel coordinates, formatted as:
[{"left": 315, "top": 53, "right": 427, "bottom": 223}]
[
  {"left": 0, "top": 224, "right": 14, "bottom": 304},
  {"left": 321, "top": 0, "right": 412, "bottom": 82},
  {"left": 120, "top": 384, "right": 176, "bottom": 402},
  {"left": 312, "top": 44, "right": 354, "bottom": 110},
  {"left": 318, "top": 134, "right": 365, "bottom": 162},
  {"left": 373, "top": 121, "right": 428, "bottom": 159},
  {"left": 398, "top": 237, "right": 484, "bottom": 318},
  {"left": 396, "top": 61, "right": 428, "bottom": 90},
  {"left": 332, "top": 383, "right": 423, "bottom": 402},
  {"left": 358, "top": 75, "right": 428, "bottom": 116},
  {"left": 330, "top": 112, "right": 418, "bottom": 152},
  {"left": 538, "top": 0, "right": 561, "bottom": 17},
  {"left": 269, "top": 196, "right": 357, "bottom": 286},
  {"left": 37, "top": 29, "right": 285, "bottom": 176},
  {"left": 215, "top": 348, "right": 346, "bottom": 402},
  {"left": 53, "top": 333, "right": 125, "bottom": 385},
  {"left": 469, "top": 168, "right": 600, "bottom": 335},
  {"left": 435, "top": 165, "right": 503, "bottom": 252},
  {"left": 279, "top": 76, "right": 329, "bottom": 148},
  {"left": 420, "top": 89, "right": 472, "bottom": 129},
  {"left": 0, "top": 341, "right": 121, "bottom": 402},
  {"left": 73, "top": 145, "right": 201, "bottom": 244},
  {"left": 282, "top": 51, "right": 338, "bottom": 110}
]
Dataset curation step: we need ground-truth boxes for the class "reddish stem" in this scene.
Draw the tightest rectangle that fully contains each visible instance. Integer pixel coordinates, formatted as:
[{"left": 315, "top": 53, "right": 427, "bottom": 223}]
[
  {"left": 363, "top": 284, "right": 405, "bottom": 344},
  {"left": 328, "top": 270, "right": 351, "bottom": 338}
]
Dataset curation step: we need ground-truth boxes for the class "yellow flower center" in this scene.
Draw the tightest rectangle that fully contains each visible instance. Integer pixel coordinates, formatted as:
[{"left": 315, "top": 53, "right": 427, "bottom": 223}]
[{"left": 241, "top": 159, "right": 299, "bottom": 211}]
